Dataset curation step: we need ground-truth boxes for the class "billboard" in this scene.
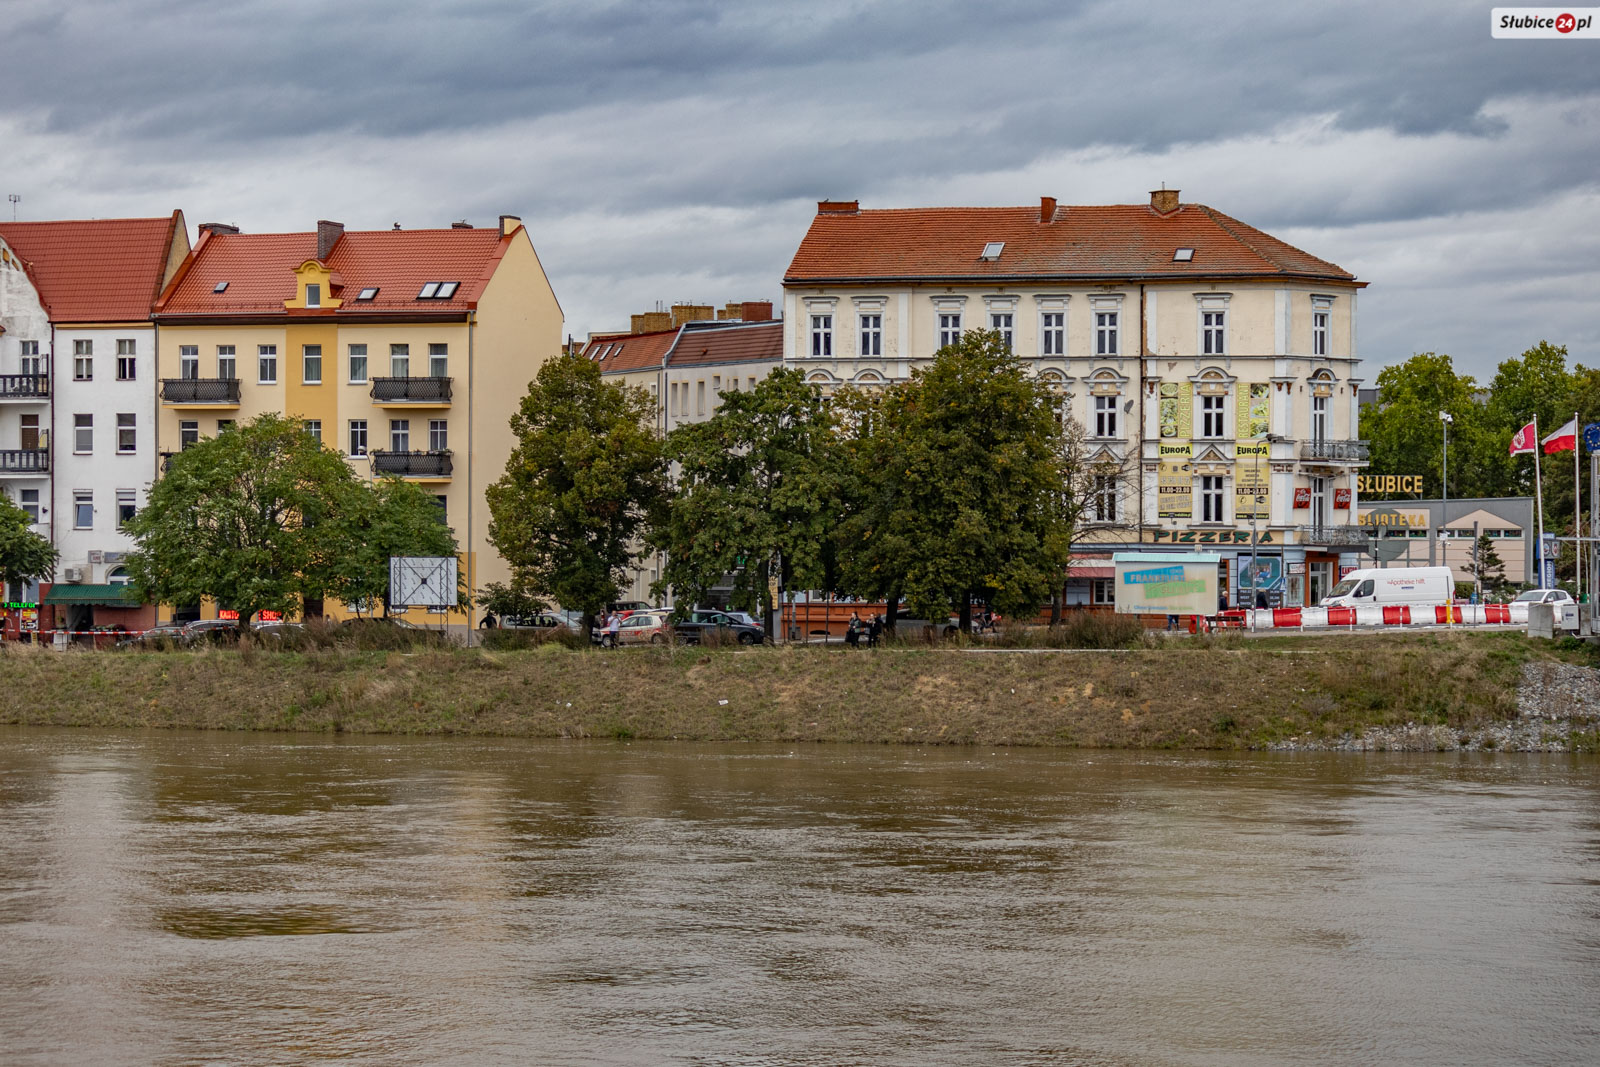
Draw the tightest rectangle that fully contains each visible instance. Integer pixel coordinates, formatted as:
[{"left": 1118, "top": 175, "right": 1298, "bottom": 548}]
[{"left": 1113, "top": 553, "right": 1221, "bottom": 615}]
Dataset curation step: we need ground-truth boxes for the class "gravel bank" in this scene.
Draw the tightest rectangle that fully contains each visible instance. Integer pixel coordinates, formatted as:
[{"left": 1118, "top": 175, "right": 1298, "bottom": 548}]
[{"left": 1270, "top": 661, "right": 1600, "bottom": 752}]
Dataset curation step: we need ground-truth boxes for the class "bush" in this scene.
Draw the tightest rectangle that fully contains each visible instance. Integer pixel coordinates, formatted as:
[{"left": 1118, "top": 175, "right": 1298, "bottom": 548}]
[
  {"left": 479, "top": 627, "right": 586, "bottom": 651},
  {"left": 998, "top": 612, "right": 1149, "bottom": 650}
]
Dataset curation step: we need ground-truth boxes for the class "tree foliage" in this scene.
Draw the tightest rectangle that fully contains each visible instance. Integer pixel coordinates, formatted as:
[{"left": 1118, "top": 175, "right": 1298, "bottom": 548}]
[
  {"left": 652, "top": 368, "right": 839, "bottom": 616},
  {"left": 0, "top": 496, "right": 58, "bottom": 590},
  {"left": 486, "top": 353, "right": 668, "bottom": 632},
  {"left": 320, "top": 476, "right": 462, "bottom": 616}
]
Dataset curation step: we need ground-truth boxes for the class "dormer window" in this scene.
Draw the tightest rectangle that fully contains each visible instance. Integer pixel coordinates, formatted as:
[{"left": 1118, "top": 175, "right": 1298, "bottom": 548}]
[
  {"left": 305, "top": 283, "right": 321, "bottom": 308},
  {"left": 980, "top": 242, "right": 1005, "bottom": 261},
  {"left": 357, "top": 287, "right": 378, "bottom": 301},
  {"left": 213, "top": 281, "right": 229, "bottom": 293}
]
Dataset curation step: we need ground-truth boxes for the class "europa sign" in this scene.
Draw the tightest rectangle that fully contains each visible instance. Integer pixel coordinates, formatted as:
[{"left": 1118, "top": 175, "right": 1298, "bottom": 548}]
[{"left": 1357, "top": 475, "right": 1424, "bottom": 495}]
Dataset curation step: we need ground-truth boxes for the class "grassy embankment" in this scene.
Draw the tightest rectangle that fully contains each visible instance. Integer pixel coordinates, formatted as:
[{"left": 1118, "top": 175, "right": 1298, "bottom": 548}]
[{"left": 0, "top": 629, "right": 1583, "bottom": 749}]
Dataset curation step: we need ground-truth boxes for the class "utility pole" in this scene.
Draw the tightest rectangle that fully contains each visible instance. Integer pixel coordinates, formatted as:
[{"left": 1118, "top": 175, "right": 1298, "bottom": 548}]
[{"left": 7, "top": 195, "right": 18, "bottom": 221}]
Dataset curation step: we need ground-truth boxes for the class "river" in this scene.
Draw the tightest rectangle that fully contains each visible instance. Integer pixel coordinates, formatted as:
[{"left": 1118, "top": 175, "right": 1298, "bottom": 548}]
[{"left": 1, "top": 729, "right": 1596, "bottom": 1065}]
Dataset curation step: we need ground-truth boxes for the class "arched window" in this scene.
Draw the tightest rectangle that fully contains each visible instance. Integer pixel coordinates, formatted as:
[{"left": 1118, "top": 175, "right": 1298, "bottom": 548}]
[{"left": 107, "top": 566, "right": 130, "bottom": 586}]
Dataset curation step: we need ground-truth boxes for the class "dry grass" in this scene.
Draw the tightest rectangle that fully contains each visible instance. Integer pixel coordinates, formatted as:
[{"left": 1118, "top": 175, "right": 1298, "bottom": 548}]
[{"left": 0, "top": 631, "right": 1555, "bottom": 748}]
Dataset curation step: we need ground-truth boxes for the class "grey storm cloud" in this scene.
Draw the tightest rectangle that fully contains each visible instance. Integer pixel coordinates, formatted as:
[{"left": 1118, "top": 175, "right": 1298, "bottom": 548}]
[{"left": 3, "top": 0, "right": 1598, "bottom": 374}]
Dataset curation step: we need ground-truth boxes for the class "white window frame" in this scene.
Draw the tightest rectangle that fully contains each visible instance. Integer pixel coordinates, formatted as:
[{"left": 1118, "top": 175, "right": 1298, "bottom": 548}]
[
  {"left": 116, "top": 339, "right": 137, "bottom": 381},
  {"left": 19, "top": 487, "right": 41, "bottom": 524},
  {"left": 859, "top": 313, "right": 882, "bottom": 357},
  {"left": 116, "top": 490, "right": 137, "bottom": 530},
  {"left": 179, "top": 420, "right": 199, "bottom": 449},
  {"left": 348, "top": 419, "right": 368, "bottom": 457},
  {"left": 1312, "top": 311, "right": 1329, "bottom": 357},
  {"left": 74, "top": 339, "right": 93, "bottom": 381},
  {"left": 390, "top": 343, "right": 410, "bottom": 378},
  {"left": 347, "top": 344, "right": 368, "bottom": 383},
  {"left": 217, "top": 345, "right": 236, "bottom": 380},
  {"left": 1200, "top": 393, "right": 1227, "bottom": 439},
  {"left": 74, "top": 414, "right": 93, "bottom": 454},
  {"left": 1042, "top": 311, "right": 1065, "bottom": 356},
  {"left": 1095, "top": 312, "right": 1118, "bottom": 356},
  {"left": 116, "top": 413, "right": 136, "bottom": 454},
  {"left": 390, "top": 419, "right": 410, "bottom": 452},
  {"left": 429, "top": 343, "right": 448, "bottom": 378},
  {"left": 302, "top": 344, "right": 322, "bottom": 384},
  {"left": 429, "top": 419, "right": 448, "bottom": 451},
  {"left": 304, "top": 419, "right": 322, "bottom": 443},
  {"left": 73, "top": 491, "right": 93, "bottom": 531},
  {"left": 305, "top": 283, "right": 321, "bottom": 308},
  {"left": 1200, "top": 475, "right": 1226, "bottom": 523},
  {"left": 180, "top": 345, "right": 199, "bottom": 380},
  {"left": 1092, "top": 474, "right": 1118, "bottom": 523},
  {"left": 1201, "top": 310, "right": 1226, "bottom": 356},
  {"left": 1312, "top": 392, "right": 1329, "bottom": 443},
  {"left": 257, "top": 345, "right": 278, "bottom": 384},
  {"left": 938, "top": 312, "right": 962, "bottom": 349},
  {"left": 1091, "top": 578, "right": 1115, "bottom": 606},
  {"left": 810, "top": 314, "right": 833, "bottom": 357},
  {"left": 990, "top": 312, "right": 1013, "bottom": 351},
  {"left": 1094, "top": 394, "right": 1118, "bottom": 439}
]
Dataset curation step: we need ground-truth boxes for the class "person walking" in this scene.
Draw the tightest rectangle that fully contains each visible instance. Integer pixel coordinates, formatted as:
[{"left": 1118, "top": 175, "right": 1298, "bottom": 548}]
[
  {"left": 867, "top": 614, "right": 884, "bottom": 648},
  {"left": 604, "top": 611, "right": 620, "bottom": 648},
  {"left": 846, "top": 611, "right": 862, "bottom": 648}
]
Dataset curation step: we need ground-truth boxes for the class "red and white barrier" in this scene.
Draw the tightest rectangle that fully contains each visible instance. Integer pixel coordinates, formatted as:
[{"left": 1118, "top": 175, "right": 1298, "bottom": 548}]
[{"left": 1240, "top": 603, "right": 1527, "bottom": 630}]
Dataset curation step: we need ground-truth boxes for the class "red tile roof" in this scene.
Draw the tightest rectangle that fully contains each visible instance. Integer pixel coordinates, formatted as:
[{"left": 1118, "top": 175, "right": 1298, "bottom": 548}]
[
  {"left": 0, "top": 214, "right": 183, "bottom": 322},
  {"left": 156, "top": 226, "right": 515, "bottom": 316},
  {"left": 784, "top": 202, "right": 1358, "bottom": 285},
  {"left": 667, "top": 320, "right": 783, "bottom": 369},
  {"left": 586, "top": 328, "right": 680, "bottom": 373}
]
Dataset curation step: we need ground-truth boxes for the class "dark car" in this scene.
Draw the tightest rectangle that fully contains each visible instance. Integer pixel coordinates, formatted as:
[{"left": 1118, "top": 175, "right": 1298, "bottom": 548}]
[
  {"left": 673, "top": 610, "right": 767, "bottom": 646},
  {"left": 115, "top": 623, "right": 189, "bottom": 649}
]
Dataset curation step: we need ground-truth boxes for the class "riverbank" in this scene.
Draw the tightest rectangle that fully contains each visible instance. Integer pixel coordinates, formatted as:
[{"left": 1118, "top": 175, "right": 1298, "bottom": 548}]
[{"left": 5, "top": 630, "right": 1596, "bottom": 750}]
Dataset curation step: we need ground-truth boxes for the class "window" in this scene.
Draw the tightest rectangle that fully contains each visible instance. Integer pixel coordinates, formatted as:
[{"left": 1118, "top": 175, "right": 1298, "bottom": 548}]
[
  {"left": 391, "top": 343, "right": 410, "bottom": 377},
  {"left": 348, "top": 420, "right": 368, "bottom": 457},
  {"left": 1091, "top": 578, "right": 1115, "bottom": 606},
  {"left": 18, "top": 488, "right": 40, "bottom": 524},
  {"left": 434, "top": 494, "right": 448, "bottom": 524},
  {"left": 939, "top": 313, "right": 962, "bottom": 348},
  {"left": 348, "top": 343, "right": 369, "bottom": 383},
  {"left": 180, "top": 345, "right": 199, "bottom": 380},
  {"left": 748, "top": 377, "right": 756, "bottom": 391},
  {"left": 859, "top": 314, "right": 882, "bottom": 356},
  {"left": 436, "top": 282, "right": 459, "bottom": 299},
  {"left": 74, "top": 414, "right": 93, "bottom": 454},
  {"left": 302, "top": 344, "right": 322, "bottom": 384},
  {"left": 990, "top": 312, "right": 1013, "bottom": 351},
  {"left": 216, "top": 419, "right": 235, "bottom": 434},
  {"left": 108, "top": 565, "right": 131, "bottom": 585},
  {"left": 429, "top": 419, "right": 448, "bottom": 451},
  {"left": 1092, "top": 475, "right": 1118, "bottom": 522},
  {"left": 711, "top": 375, "right": 721, "bottom": 396},
  {"left": 1310, "top": 476, "right": 1327, "bottom": 526},
  {"left": 1042, "top": 312, "right": 1065, "bottom": 356},
  {"left": 810, "top": 315, "right": 832, "bottom": 357},
  {"left": 117, "top": 413, "right": 136, "bottom": 454},
  {"left": 1173, "top": 247, "right": 1195, "bottom": 262},
  {"left": 217, "top": 345, "right": 236, "bottom": 380},
  {"left": 304, "top": 419, "right": 322, "bottom": 443},
  {"left": 74, "top": 339, "right": 93, "bottom": 380},
  {"left": 429, "top": 343, "right": 448, "bottom": 377},
  {"left": 1201, "top": 393, "right": 1226, "bottom": 438},
  {"left": 390, "top": 419, "right": 410, "bottom": 452},
  {"left": 305, "top": 283, "right": 321, "bottom": 308},
  {"left": 1094, "top": 394, "right": 1119, "bottom": 438},
  {"left": 1312, "top": 393, "right": 1329, "bottom": 442},
  {"left": 1200, "top": 476, "right": 1225, "bottom": 523},
  {"left": 697, "top": 381, "right": 706, "bottom": 416},
  {"left": 19, "top": 340, "right": 41, "bottom": 377},
  {"left": 418, "top": 282, "right": 439, "bottom": 299},
  {"left": 116, "top": 490, "right": 137, "bottom": 530},
  {"left": 74, "top": 491, "right": 93, "bottom": 530},
  {"left": 1202, "top": 310, "right": 1226, "bottom": 355},
  {"left": 669, "top": 382, "right": 678, "bottom": 417},
  {"left": 1313, "top": 311, "right": 1329, "bottom": 356},
  {"left": 179, "top": 420, "right": 199, "bottom": 449},
  {"left": 1095, "top": 312, "right": 1118, "bottom": 356},
  {"left": 117, "top": 339, "right": 136, "bottom": 380},
  {"left": 357, "top": 287, "right": 379, "bottom": 301},
  {"left": 258, "top": 345, "right": 278, "bottom": 383}
]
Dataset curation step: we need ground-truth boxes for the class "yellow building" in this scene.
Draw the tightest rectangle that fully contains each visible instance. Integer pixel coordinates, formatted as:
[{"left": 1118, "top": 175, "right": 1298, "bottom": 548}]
[{"left": 151, "top": 217, "right": 561, "bottom": 630}]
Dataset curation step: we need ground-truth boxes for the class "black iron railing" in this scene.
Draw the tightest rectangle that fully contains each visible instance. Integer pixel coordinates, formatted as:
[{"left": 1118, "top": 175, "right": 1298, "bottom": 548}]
[
  {"left": 1299, "top": 439, "right": 1370, "bottom": 462},
  {"left": 371, "top": 377, "right": 453, "bottom": 404},
  {"left": 1302, "top": 524, "right": 1370, "bottom": 546},
  {"left": 370, "top": 450, "right": 453, "bottom": 477},
  {"left": 0, "top": 448, "right": 49, "bottom": 473},
  {"left": 161, "top": 378, "right": 241, "bottom": 404},
  {"left": 0, "top": 374, "right": 48, "bottom": 398}
]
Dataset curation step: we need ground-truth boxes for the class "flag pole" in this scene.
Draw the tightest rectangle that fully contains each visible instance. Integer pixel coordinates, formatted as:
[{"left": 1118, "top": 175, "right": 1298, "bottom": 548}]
[
  {"left": 1576, "top": 410, "right": 1583, "bottom": 606},
  {"left": 1534, "top": 414, "right": 1545, "bottom": 588}
]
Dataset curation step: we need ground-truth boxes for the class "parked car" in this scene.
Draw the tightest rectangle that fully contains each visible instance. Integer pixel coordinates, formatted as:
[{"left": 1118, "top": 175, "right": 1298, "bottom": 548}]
[
  {"left": 616, "top": 611, "right": 674, "bottom": 645},
  {"left": 674, "top": 611, "right": 767, "bottom": 646},
  {"left": 254, "top": 621, "right": 306, "bottom": 641},
  {"left": 500, "top": 612, "right": 569, "bottom": 631},
  {"left": 607, "top": 601, "right": 654, "bottom": 620},
  {"left": 182, "top": 618, "right": 247, "bottom": 644},
  {"left": 1320, "top": 566, "right": 1456, "bottom": 608},
  {"left": 115, "top": 624, "right": 188, "bottom": 649},
  {"left": 1512, "top": 588, "right": 1575, "bottom": 606}
]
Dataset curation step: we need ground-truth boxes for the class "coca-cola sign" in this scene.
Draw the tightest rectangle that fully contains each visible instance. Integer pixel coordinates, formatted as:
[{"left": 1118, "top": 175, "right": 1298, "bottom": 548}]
[{"left": 1293, "top": 487, "right": 1311, "bottom": 509}]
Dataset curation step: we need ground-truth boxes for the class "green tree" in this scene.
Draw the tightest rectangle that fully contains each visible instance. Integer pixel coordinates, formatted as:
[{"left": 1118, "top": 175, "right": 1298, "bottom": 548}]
[
  {"left": 1482, "top": 340, "right": 1576, "bottom": 505},
  {"left": 1360, "top": 352, "right": 1481, "bottom": 497},
  {"left": 319, "top": 476, "right": 462, "bottom": 617},
  {"left": 834, "top": 330, "right": 1074, "bottom": 631},
  {"left": 652, "top": 368, "right": 839, "bottom": 620},
  {"left": 486, "top": 353, "right": 668, "bottom": 635},
  {"left": 0, "top": 496, "right": 58, "bottom": 590},
  {"left": 124, "top": 414, "right": 360, "bottom": 629},
  {"left": 1466, "top": 533, "right": 1509, "bottom": 599}
]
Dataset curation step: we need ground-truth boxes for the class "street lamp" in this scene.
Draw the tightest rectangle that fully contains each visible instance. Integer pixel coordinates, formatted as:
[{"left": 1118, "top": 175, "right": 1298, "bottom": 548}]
[
  {"left": 1247, "top": 433, "right": 1286, "bottom": 611},
  {"left": 1440, "top": 410, "right": 1453, "bottom": 572}
]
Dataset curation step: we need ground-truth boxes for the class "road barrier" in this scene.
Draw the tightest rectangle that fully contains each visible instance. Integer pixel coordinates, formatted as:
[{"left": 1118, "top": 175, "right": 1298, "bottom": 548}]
[{"left": 1237, "top": 603, "right": 1528, "bottom": 630}]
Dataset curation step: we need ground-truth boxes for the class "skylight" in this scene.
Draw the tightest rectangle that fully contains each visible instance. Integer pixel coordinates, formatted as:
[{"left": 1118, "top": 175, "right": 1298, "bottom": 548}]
[
  {"left": 418, "top": 282, "right": 440, "bottom": 299},
  {"left": 1173, "top": 247, "right": 1195, "bottom": 262},
  {"left": 980, "top": 241, "right": 1005, "bottom": 261},
  {"left": 213, "top": 281, "right": 229, "bottom": 293},
  {"left": 435, "top": 281, "right": 459, "bottom": 299},
  {"left": 356, "top": 287, "right": 379, "bottom": 301}
]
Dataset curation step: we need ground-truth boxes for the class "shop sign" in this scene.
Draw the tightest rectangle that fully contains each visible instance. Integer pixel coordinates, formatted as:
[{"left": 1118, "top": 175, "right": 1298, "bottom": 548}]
[
  {"left": 1357, "top": 510, "right": 1428, "bottom": 528},
  {"left": 2, "top": 601, "right": 39, "bottom": 609},
  {"left": 1234, "top": 439, "right": 1269, "bottom": 460},
  {"left": 218, "top": 609, "right": 239, "bottom": 620},
  {"left": 1158, "top": 463, "right": 1192, "bottom": 517},
  {"left": 1158, "top": 442, "right": 1193, "bottom": 460},
  {"left": 21, "top": 609, "right": 37, "bottom": 632},
  {"left": 1357, "top": 474, "right": 1424, "bottom": 495},
  {"left": 1333, "top": 488, "right": 1351, "bottom": 509},
  {"left": 1234, "top": 460, "right": 1269, "bottom": 519},
  {"left": 1293, "top": 487, "right": 1311, "bottom": 509},
  {"left": 1235, "top": 383, "right": 1271, "bottom": 440},
  {"left": 259, "top": 610, "right": 282, "bottom": 622},
  {"left": 1288, "top": 562, "right": 1306, "bottom": 575},
  {"left": 1147, "top": 529, "right": 1275, "bottom": 545}
]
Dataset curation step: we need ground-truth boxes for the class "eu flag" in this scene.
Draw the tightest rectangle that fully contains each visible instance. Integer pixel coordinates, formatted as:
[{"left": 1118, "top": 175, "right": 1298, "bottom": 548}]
[{"left": 1585, "top": 423, "right": 1600, "bottom": 452}]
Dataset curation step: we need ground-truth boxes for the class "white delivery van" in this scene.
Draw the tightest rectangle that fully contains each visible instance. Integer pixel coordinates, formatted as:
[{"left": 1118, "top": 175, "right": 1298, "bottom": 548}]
[{"left": 1320, "top": 566, "right": 1455, "bottom": 608}]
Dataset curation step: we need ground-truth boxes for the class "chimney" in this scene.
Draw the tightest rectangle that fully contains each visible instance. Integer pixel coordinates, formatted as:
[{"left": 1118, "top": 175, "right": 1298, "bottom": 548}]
[
  {"left": 671, "top": 303, "right": 715, "bottom": 328},
  {"left": 499, "top": 215, "right": 522, "bottom": 236},
  {"left": 316, "top": 219, "right": 343, "bottom": 261},
  {"left": 1040, "top": 196, "right": 1057, "bottom": 223},
  {"left": 740, "top": 301, "right": 773, "bottom": 322},
  {"left": 451, "top": 220, "right": 472, "bottom": 229},
  {"left": 1149, "top": 188, "right": 1181, "bottom": 215},
  {"left": 634, "top": 311, "right": 672, "bottom": 334},
  {"left": 817, "top": 200, "right": 859, "bottom": 214},
  {"left": 198, "top": 222, "right": 239, "bottom": 237}
]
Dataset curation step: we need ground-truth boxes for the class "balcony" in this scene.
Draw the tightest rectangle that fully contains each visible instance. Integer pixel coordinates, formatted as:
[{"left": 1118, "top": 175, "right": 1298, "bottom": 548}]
[
  {"left": 0, "top": 374, "right": 49, "bottom": 400},
  {"left": 370, "top": 449, "right": 453, "bottom": 479},
  {"left": 1301, "top": 524, "right": 1371, "bottom": 548},
  {"left": 371, "top": 377, "right": 452, "bottom": 406},
  {"left": 1299, "top": 439, "right": 1370, "bottom": 464},
  {"left": 0, "top": 448, "right": 49, "bottom": 475},
  {"left": 161, "top": 378, "right": 241, "bottom": 406}
]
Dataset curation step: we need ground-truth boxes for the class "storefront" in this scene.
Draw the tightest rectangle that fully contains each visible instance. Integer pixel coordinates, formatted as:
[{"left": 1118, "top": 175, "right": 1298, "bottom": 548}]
[{"left": 39, "top": 583, "right": 156, "bottom": 639}]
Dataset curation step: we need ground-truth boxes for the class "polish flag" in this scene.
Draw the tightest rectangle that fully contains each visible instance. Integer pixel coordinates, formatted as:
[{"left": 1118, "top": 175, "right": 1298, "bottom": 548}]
[
  {"left": 1509, "top": 420, "right": 1538, "bottom": 455},
  {"left": 1542, "top": 417, "right": 1578, "bottom": 454}
]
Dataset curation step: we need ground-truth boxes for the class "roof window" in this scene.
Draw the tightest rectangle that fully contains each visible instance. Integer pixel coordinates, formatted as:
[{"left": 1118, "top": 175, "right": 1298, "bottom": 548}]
[
  {"left": 356, "top": 287, "right": 379, "bottom": 301},
  {"left": 1173, "top": 248, "right": 1195, "bottom": 262},
  {"left": 980, "top": 242, "right": 1005, "bottom": 261},
  {"left": 213, "top": 281, "right": 229, "bottom": 293},
  {"left": 418, "top": 282, "right": 440, "bottom": 299},
  {"left": 435, "top": 281, "right": 459, "bottom": 299}
]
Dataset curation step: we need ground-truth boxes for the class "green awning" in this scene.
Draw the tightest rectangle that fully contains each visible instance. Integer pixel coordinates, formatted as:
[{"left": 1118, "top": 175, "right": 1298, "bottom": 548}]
[{"left": 42, "top": 583, "right": 141, "bottom": 607}]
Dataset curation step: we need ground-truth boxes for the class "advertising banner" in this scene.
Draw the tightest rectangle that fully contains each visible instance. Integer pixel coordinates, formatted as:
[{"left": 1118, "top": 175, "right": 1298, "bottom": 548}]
[
  {"left": 1235, "top": 383, "right": 1270, "bottom": 440},
  {"left": 1114, "top": 553, "right": 1221, "bottom": 615},
  {"left": 1158, "top": 463, "right": 1193, "bottom": 518},
  {"left": 1234, "top": 460, "right": 1270, "bottom": 519},
  {"left": 1233, "top": 554, "right": 1284, "bottom": 607},
  {"left": 1158, "top": 381, "right": 1192, "bottom": 442}
]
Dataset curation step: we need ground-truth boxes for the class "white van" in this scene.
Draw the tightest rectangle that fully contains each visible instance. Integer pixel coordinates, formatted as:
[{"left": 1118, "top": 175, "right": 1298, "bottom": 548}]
[{"left": 1320, "top": 566, "right": 1455, "bottom": 608}]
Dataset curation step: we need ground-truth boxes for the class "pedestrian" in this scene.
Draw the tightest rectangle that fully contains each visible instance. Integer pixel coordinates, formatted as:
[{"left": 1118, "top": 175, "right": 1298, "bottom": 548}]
[
  {"left": 1254, "top": 590, "right": 1269, "bottom": 609},
  {"left": 846, "top": 611, "right": 861, "bottom": 648},
  {"left": 604, "top": 611, "right": 620, "bottom": 648},
  {"left": 868, "top": 614, "right": 883, "bottom": 648}
]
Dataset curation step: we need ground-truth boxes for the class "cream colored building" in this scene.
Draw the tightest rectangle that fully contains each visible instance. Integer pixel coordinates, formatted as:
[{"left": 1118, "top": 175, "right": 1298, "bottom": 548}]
[
  {"left": 783, "top": 191, "right": 1369, "bottom": 606},
  {"left": 151, "top": 217, "right": 562, "bottom": 629}
]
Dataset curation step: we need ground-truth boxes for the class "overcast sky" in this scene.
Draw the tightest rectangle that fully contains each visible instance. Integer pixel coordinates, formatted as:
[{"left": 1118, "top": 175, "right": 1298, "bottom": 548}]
[{"left": 5, "top": 0, "right": 1597, "bottom": 380}]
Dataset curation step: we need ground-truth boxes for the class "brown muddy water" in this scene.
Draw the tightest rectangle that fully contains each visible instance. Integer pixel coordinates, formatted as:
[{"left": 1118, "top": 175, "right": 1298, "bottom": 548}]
[{"left": 1, "top": 728, "right": 1596, "bottom": 1066}]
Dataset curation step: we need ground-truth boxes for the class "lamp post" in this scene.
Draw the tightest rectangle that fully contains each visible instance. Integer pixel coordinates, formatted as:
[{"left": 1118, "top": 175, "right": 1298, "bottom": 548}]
[
  {"left": 1440, "top": 410, "right": 1453, "bottom": 574},
  {"left": 1247, "top": 433, "right": 1286, "bottom": 613}
]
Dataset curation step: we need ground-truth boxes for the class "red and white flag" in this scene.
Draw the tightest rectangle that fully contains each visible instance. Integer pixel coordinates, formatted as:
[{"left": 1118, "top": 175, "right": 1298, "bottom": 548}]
[
  {"left": 1542, "top": 417, "right": 1578, "bottom": 454},
  {"left": 1510, "top": 420, "right": 1538, "bottom": 455}
]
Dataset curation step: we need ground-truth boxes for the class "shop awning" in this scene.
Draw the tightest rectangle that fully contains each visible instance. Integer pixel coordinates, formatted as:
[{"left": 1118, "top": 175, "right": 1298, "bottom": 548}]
[
  {"left": 42, "top": 583, "right": 141, "bottom": 607},
  {"left": 1068, "top": 556, "right": 1114, "bottom": 580}
]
